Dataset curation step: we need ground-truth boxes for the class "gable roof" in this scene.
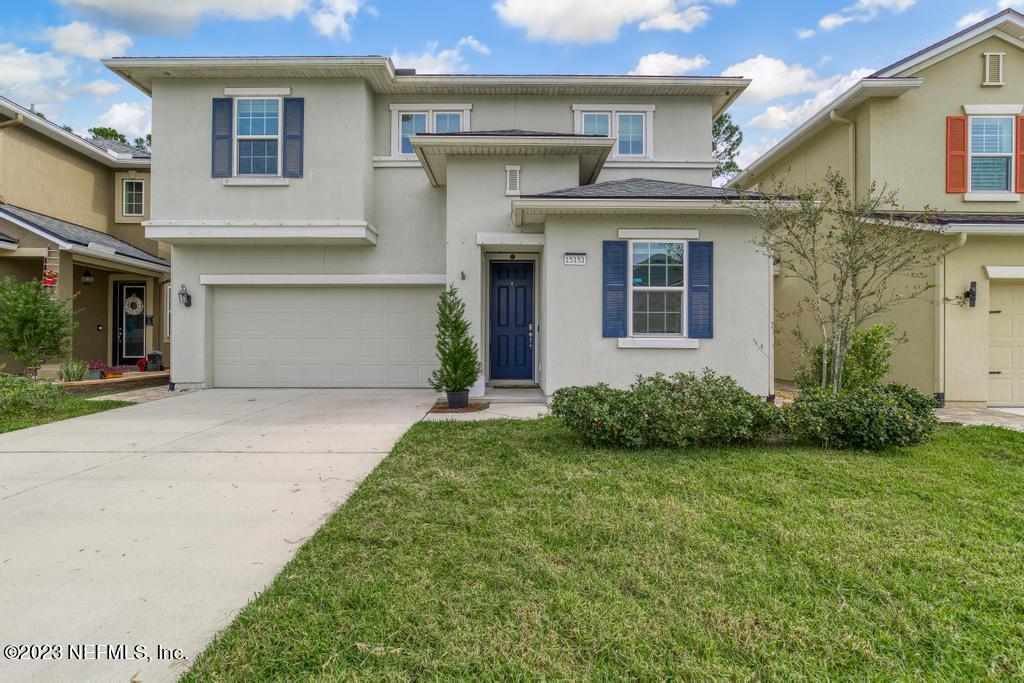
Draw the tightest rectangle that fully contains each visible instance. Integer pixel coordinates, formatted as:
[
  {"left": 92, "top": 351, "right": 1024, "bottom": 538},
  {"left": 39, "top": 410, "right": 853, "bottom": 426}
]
[
  {"left": 0, "top": 97, "right": 150, "bottom": 169},
  {"left": 0, "top": 204, "right": 168, "bottom": 270},
  {"left": 103, "top": 57, "right": 750, "bottom": 118},
  {"left": 523, "top": 177, "right": 759, "bottom": 200},
  {"left": 732, "top": 9, "right": 1024, "bottom": 189}
]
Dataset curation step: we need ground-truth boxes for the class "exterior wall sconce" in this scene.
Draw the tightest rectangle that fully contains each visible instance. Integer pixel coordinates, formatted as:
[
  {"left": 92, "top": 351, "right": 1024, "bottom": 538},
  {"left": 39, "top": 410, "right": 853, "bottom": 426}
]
[
  {"left": 963, "top": 281, "right": 977, "bottom": 308},
  {"left": 178, "top": 284, "right": 192, "bottom": 307},
  {"left": 80, "top": 268, "right": 94, "bottom": 285}
]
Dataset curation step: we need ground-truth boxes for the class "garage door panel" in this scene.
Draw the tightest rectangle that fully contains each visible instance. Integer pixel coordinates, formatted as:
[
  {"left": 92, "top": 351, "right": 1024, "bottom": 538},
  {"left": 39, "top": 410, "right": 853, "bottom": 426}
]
[{"left": 212, "top": 286, "right": 440, "bottom": 388}]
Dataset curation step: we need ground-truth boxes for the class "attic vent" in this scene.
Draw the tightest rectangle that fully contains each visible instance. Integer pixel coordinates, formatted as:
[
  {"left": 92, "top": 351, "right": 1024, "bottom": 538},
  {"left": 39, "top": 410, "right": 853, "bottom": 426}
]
[
  {"left": 505, "top": 165, "right": 521, "bottom": 196},
  {"left": 983, "top": 52, "right": 1004, "bottom": 86}
]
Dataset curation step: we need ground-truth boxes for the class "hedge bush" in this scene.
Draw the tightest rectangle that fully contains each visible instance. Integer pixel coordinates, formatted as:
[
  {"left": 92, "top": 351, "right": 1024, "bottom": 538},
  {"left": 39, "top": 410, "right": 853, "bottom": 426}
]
[
  {"left": 0, "top": 373, "right": 70, "bottom": 415},
  {"left": 786, "top": 383, "right": 937, "bottom": 450},
  {"left": 550, "top": 370, "right": 781, "bottom": 449}
]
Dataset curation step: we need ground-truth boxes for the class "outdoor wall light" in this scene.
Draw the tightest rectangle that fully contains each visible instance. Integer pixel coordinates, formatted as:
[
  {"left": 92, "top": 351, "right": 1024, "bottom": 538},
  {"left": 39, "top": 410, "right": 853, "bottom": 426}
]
[
  {"left": 80, "top": 268, "right": 94, "bottom": 285},
  {"left": 963, "top": 281, "right": 977, "bottom": 308},
  {"left": 178, "top": 284, "right": 192, "bottom": 307}
]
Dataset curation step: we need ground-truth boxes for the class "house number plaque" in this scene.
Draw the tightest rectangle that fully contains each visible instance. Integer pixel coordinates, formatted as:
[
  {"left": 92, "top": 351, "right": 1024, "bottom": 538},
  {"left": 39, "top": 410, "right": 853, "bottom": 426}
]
[{"left": 563, "top": 253, "right": 587, "bottom": 266}]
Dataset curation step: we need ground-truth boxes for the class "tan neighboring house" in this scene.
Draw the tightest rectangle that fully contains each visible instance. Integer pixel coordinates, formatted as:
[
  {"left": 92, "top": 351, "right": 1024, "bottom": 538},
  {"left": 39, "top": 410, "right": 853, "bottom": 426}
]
[
  {"left": 0, "top": 96, "right": 170, "bottom": 376},
  {"left": 734, "top": 9, "right": 1024, "bottom": 408}
]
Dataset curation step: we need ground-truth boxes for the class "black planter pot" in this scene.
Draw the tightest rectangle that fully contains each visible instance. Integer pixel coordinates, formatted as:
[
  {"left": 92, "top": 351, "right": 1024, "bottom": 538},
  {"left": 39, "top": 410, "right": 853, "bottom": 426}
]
[{"left": 446, "top": 390, "right": 470, "bottom": 409}]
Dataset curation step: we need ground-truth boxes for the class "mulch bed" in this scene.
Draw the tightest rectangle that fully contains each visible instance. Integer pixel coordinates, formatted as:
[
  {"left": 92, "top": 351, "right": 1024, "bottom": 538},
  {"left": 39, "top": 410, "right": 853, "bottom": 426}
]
[{"left": 430, "top": 401, "right": 490, "bottom": 414}]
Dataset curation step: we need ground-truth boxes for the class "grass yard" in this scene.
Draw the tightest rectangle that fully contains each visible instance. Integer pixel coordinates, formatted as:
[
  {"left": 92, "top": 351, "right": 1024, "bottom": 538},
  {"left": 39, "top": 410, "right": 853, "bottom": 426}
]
[
  {"left": 187, "top": 419, "right": 1024, "bottom": 680},
  {"left": 0, "top": 381, "right": 130, "bottom": 433}
]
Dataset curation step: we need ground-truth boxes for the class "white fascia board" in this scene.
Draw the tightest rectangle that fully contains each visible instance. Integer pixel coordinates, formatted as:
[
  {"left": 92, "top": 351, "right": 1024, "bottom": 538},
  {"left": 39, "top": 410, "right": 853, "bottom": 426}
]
[
  {"left": 64, "top": 245, "right": 169, "bottom": 273},
  {"left": 224, "top": 87, "right": 291, "bottom": 95},
  {"left": 476, "top": 232, "right": 545, "bottom": 246},
  {"left": 731, "top": 78, "right": 922, "bottom": 187},
  {"left": 199, "top": 274, "right": 446, "bottom": 286},
  {"left": 617, "top": 229, "right": 700, "bottom": 239},
  {"left": 963, "top": 104, "right": 1023, "bottom": 114},
  {"left": 874, "top": 21, "right": 1024, "bottom": 78},
  {"left": 986, "top": 266, "right": 1024, "bottom": 279}
]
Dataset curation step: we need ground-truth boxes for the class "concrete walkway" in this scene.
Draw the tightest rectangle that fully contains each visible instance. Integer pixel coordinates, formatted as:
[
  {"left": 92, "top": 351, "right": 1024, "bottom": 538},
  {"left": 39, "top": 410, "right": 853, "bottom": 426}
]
[
  {"left": 0, "top": 388, "right": 434, "bottom": 682},
  {"left": 937, "top": 406, "right": 1024, "bottom": 432}
]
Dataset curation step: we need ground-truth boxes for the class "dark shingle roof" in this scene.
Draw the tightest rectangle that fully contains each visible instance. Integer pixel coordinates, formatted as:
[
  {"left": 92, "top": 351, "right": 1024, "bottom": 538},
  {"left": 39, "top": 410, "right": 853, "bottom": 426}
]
[
  {"left": 0, "top": 204, "right": 167, "bottom": 268},
  {"left": 875, "top": 211, "right": 1024, "bottom": 226},
  {"left": 524, "top": 177, "right": 761, "bottom": 200},
  {"left": 418, "top": 129, "right": 606, "bottom": 138},
  {"left": 89, "top": 137, "right": 151, "bottom": 159}
]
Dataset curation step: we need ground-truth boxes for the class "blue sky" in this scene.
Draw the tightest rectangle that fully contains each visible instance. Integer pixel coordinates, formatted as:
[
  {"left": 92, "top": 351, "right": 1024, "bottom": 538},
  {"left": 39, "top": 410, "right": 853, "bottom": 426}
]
[{"left": 0, "top": 0, "right": 1016, "bottom": 165}]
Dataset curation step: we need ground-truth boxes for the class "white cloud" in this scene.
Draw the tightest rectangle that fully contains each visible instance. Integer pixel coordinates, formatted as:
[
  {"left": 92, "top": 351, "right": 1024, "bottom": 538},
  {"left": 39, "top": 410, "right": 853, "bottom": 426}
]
[
  {"left": 82, "top": 79, "right": 121, "bottom": 98},
  {"left": 96, "top": 100, "right": 150, "bottom": 138},
  {"left": 956, "top": 10, "right": 989, "bottom": 28},
  {"left": 492, "top": 0, "right": 725, "bottom": 44},
  {"left": 391, "top": 36, "right": 491, "bottom": 74},
  {"left": 747, "top": 68, "right": 874, "bottom": 130},
  {"left": 0, "top": 43, "right": 72, "bottom": 109},
  {"left": 795, "top": 28, "right": 816, "bottom": 38},
  {"left": 816, "top": 0, "right": 915, "bottom": 32},
  {"left": 721, "top": 55, "right": 824, "bottom": 103},
  {"left": 43, "top": 21, "right": 132, "bottom": 59},
  {"left": 59, "top": 0, "right": 367, "bottom": 38},
  {"left": 629, "top": 52, "right": 709, "bottom": 75}
]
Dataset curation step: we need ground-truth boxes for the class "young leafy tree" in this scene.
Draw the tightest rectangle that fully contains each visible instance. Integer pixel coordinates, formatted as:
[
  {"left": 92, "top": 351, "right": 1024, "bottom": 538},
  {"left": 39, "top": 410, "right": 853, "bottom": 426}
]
[
  {"left": 133, "top": 134, "right": 151, "bottom": 151},
  {"left": 0, "top": 277, "right": 77, "bottom": 379},
  {"left": 712, "top": 112, "right": 743, "bottom": 181},
  {"left": 88, "top": 126, "right": 127, "bottom": 144},
  {"left": 748, "top": 170, "right": 945, "bottom": 393},
  {"left": 429, "top": 285, "right": 482, "bottom": 393}
]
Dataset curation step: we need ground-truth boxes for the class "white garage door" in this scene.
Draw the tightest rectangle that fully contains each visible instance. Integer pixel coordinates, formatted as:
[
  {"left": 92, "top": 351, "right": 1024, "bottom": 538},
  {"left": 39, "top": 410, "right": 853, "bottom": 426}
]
[
  {"left": 212, "top": 286, "right": 440, "bottom": 388},
  {"left": 989, "top": 281, "right": 1024, "bottom": 406}
]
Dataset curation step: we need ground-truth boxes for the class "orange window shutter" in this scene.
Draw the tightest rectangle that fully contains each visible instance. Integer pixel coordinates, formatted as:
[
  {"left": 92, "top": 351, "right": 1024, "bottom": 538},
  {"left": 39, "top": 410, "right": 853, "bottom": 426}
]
[
  {"left": 1016, "top": 116, "right": 1024, "bottom": 193},
  {"left": 946, "top": 116, "right": 968, "bottom": 193}
]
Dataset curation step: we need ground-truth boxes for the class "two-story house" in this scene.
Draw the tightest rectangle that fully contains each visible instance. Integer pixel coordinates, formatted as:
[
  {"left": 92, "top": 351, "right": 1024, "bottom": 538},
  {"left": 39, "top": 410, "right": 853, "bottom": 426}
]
[
  {"left": 104, "top": 56, "right": 774, "bottom": 398},
  {"left": 735, "top": 9, "right": 1024, "bottom": 408},
  {"left": 0, "top": 97, "right": 169, "bottom": 375}
]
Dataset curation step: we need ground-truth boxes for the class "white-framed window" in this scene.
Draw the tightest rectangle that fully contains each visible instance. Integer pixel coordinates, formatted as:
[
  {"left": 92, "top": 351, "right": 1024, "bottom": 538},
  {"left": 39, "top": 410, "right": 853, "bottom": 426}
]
[
  {"left": 983, "top": 52, "right": 1005, "bottom": 86},
  {"left": 628, "top": 241, "right": 686, "bottom": 336},
  {"left": 164, "top": 283, "right": 172, "bottom": 339},
  {"left": 122, "top": 178, "right": 144, "bottom": 216},
  {"left": 573, "top": 104, "right": 655, "bottom": 160},
  {"left": 390, "top": 104, "right": 472, "bottom": 157},
  {"left": 235, "top": 97, "right": 281, "bottom": 176},
  {"left": 969, "top": 115, "right": 1014, "bottom": 192}
]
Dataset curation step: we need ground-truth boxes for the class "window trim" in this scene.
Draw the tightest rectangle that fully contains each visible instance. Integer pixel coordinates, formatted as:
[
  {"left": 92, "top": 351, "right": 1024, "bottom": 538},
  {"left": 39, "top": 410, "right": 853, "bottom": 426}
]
[
  {"left": 233, "top": 96, "right": 283, "bottom": 177},
  {"left": 122, "top": 178, "right": 145, "bottom": 217},
  {"left": 627, "top": 239, "right": 688, "bottom": 338},
  {"left": 572, "top": 104, "right": 655, "bottom": 160},
  {"left": 968, "top": 114, "right": 1015, "bottom": 194},
  {"left": 389, "top": 103, "right": 473, "bottom": 157}
]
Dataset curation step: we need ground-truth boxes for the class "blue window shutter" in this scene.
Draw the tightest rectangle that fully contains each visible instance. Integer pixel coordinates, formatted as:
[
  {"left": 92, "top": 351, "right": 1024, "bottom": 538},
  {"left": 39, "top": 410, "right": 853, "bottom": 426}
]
[
  {"left": 603, "top": 240, "right": 628, "bottom": 337},
  {"left": 282, "top": 97, "right": 304, "bottom": 178},
  {"left": 688, "top": 241, "right": 713, "bottom": 338},
  {"left": 211, "top": 98, "right": 232, "bottom": 178}
]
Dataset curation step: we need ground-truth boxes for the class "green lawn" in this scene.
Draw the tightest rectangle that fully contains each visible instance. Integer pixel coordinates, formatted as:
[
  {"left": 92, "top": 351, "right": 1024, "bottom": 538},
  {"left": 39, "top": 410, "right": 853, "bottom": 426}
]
[
  {"left": 0, "top": 391, "right": 129, "bottom": 433},
  {"left": 186, "top": 419, "right": 1024, "bottom": 680}
]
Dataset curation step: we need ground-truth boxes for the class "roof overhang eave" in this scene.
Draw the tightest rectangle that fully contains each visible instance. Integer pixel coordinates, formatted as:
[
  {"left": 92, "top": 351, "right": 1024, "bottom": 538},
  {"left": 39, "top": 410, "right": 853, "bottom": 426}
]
[{"left": 510, "top": 197, "right": 791, "bottom": 226}]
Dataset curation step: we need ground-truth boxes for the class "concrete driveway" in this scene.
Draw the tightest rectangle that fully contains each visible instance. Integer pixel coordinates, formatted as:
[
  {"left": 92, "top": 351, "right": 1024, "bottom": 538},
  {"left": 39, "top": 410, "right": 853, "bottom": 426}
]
[{"left": 0, "top": 388, "right": 434, "bottom": 682}]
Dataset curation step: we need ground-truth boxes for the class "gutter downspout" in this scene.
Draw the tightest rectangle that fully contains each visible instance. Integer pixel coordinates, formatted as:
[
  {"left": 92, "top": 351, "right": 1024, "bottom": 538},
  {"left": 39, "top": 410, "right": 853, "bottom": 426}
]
[
  {"left": 937, "top": 232, "right": 969, "bottom": 405},
  {"left": 829, "top": 111, "right": 856, "bottom": 198}
]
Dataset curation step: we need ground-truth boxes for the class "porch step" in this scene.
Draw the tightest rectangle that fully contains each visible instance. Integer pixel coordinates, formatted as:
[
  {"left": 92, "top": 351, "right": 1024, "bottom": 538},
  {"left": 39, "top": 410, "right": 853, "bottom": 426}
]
[{"left": 483, "top": 387, "right": 547, "bottom": 404}]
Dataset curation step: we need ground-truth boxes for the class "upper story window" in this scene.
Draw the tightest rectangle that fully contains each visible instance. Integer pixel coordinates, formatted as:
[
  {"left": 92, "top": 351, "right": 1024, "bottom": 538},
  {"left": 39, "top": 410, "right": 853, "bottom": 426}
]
[
  {"left": 390, "top": 104, "right": 472, "bottom": 157},
  {"left": 123, "top": 179, "right": 144, "bottom": 216},
  {"left": 236, "top": 97, "right": 281, "bottom": 175},
  {"left": 970, "top": 116, "right": 1014, "bottom": 192},
  {"left": 630, "top": 241, "right": 686, "bottom": 336},
  {"left": 572, "top": 105, "right": 654, "bottom": 160}
]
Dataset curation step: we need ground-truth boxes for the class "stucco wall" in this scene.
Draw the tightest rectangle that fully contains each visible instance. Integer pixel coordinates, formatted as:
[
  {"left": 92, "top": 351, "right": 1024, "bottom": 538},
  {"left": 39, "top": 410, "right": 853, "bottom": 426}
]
[
  {"left": 542, "top": 214, "right": 773, "bottom": 396},
  {"left": 151, "top": 78, "right": 375, "bottom": 223}
]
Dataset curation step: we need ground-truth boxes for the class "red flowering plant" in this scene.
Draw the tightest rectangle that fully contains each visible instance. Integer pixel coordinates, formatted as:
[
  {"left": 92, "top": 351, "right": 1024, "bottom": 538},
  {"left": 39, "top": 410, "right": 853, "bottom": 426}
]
[{"left": 136, "top": 358, "right": 148, "bottom": 372}]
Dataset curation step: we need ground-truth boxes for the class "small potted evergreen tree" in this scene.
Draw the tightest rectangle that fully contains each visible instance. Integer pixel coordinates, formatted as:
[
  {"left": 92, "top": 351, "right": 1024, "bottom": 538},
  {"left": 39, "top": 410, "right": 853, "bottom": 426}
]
[{"left": 429, "top": 285, "right": 482, "bottom": 408}]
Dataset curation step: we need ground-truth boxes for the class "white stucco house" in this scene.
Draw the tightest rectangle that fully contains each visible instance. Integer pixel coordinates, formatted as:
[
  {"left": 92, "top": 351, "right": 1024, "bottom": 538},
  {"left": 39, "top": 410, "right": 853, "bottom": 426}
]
[{"left": 103, "top": 57, "right": 773, "bottom": 398}]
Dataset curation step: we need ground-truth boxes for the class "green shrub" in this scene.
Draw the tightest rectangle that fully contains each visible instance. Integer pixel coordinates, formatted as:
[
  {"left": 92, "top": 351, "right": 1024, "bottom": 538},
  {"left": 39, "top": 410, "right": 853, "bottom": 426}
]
[
  {"left": 551, "top": 370, "right": 781, "bottom": 449},
  {"left": 795, "top": 322, "right": 897, "bottom": 391},
  {"left": 786, "top": 383, "right": 937, "bottom": 450},
  {"left": 0, "top": 373, "right": 70, "bottom": 415},
  {"left": 428, "top": 286, "right": 482, "bottom": 393},
  {"left": 58, "top": 359, "right": 88, "bottom": 382},
  {"left": 0, "top": 277, "right": 76, "bottom": 378}
]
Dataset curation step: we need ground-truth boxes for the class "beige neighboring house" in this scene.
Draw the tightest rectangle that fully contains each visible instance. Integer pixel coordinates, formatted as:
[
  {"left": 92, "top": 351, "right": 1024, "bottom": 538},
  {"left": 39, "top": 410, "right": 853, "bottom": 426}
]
[
  {"left": 103, "top": 57, "right": 776, "bottom": 398},
  {"left": 734, "top": 9, "right": 1024, "bottom": 408},
  {"left": 0, "top": 97, "right": 170, "bottom": 376}
]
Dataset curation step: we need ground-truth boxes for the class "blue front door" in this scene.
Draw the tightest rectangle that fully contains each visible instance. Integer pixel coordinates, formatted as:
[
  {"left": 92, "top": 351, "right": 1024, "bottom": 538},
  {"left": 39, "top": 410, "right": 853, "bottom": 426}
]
[{"left": 489, "top": 261, "right": 534, "bottom": 380}]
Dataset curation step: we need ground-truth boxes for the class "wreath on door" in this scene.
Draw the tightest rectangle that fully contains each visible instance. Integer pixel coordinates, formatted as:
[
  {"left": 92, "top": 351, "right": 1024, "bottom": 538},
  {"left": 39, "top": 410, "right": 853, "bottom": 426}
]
[{"left": 124, "top": 294, "right": 144, "bottom": 316}]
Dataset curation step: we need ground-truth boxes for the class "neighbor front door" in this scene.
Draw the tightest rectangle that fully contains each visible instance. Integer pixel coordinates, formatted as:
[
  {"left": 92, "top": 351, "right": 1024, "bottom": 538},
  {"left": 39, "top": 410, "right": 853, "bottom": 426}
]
[
  {"left": 113, "top": 281, "right": 146, "bottom": 366},
  {"left": 489, "top": 261, "right": 534, "bottom": 380}
]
